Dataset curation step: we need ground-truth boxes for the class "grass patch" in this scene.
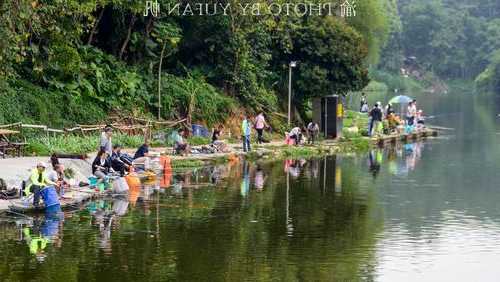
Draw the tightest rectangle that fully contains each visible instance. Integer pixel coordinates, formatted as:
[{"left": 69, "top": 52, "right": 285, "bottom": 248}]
[
  {"left": 336, "top": 137, "right": 371, "bottom": 153},
  {"left": 280, "top": 146, "right": 320, "bottom": 158},
  {"left": 171, "top": 159, "right": 205, "bottom": 168},
  {"left": 244, "top": 151, "right": 262, "bottom": 161},
  {"left": 25, "top": 133, "right": 145, "bottom": 156},
  {"left": 344, "top": 110, "right": 369, "bottom": 129},
  {"left": 188, "top": 136, "right": 211, "bottom": 146}
]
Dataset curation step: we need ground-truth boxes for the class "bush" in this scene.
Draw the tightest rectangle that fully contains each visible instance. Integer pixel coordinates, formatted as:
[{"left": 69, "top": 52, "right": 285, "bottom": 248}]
[
  {"left": 0, "top": 79, "right": 106, "bottom": 127},
  {"left": 160, "top": 74, "right": 236, "bottom": 126},
  {"left": 25, "top": 133, "right": 146, "bottom": 156}
]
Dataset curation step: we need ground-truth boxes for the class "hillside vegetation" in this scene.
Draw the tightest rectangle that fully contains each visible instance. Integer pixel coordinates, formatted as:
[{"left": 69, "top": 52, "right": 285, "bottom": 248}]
[{"left": 0, "top": 0, "right": 390, "bottom": 128}]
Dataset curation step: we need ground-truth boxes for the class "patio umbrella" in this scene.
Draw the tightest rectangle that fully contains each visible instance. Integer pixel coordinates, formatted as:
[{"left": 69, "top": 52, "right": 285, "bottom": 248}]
[
  {"left": 388, "top": 95, "right": 413, "bottom": 116},
  {"left": 388, "top": 95, "right": 413, "bottom": 104}
]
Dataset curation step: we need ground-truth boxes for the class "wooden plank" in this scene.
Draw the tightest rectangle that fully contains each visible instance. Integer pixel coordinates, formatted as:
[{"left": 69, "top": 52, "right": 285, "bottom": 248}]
[
  {"left": 80, "top": 127, "right": 102, "bottom": 131},
  {"left": 65, "top": 127, "right": 81, "bottom": 132},
  {"left": 47, "top": 128, "right": 64, "bottom": 133},
  {"left": 0, "top": 122, "right": 22, "bottom": 129},
  {"left": 428, "top": 125, "right": 454, "bottom": 131},
  {"left": 21, "top": 124, "right": 48, "bottom": 130},
  {"left": 0, "top": 129, "right": 20, "bottom": 135}
]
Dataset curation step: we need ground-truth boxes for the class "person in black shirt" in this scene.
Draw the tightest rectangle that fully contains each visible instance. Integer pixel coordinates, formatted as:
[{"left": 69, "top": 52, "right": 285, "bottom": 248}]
[
  {"left": 134, "top": 142, "right": 149, "bottom": 159},
  {"left": 212, "top": 125, "right": 223, "bottom": 144},
  {"left": 92, "top": 150, "right": 112, "bottom": 180},
  {"left": 369, "top": 102, "right": 383, "bottom": 136},
  {"left": 133, "top": 141, "right": 151, "bottom": 170},
  {"left": 111, "top": 144, "right": 132, "bottom": 176}
]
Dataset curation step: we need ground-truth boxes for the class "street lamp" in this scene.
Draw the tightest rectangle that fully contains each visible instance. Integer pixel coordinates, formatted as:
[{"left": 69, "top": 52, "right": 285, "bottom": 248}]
[{"left": 288, "top": 61, "right": 297, "bottom": 127}]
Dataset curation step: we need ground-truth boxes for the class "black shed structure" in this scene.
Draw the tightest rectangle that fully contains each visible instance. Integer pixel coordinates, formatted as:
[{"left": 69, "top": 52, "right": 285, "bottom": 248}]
[{"left": 312, "top": 95, "right": 344, "bottom": 139}]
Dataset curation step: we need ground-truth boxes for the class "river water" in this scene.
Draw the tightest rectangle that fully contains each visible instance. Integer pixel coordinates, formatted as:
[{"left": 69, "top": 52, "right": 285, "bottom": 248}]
[{"left": 1, "top": 92, "right": 500, "bottom": 281}]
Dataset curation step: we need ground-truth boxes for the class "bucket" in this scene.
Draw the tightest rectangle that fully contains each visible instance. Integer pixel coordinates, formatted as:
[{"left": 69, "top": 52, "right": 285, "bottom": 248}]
[
  {"left": 97, "top": 182, "right": 106, "bottom": 192},
  {"left": 160, "top": 156, "right": 171, "bottom": 169},
  {"left": 88, "top": 177, "right": 98, "bottom": 187},
  {"left": 125, "top": 175, "right": 141, "bottom": 188},
  {"left": 112, "top": 177, "right": 129, "bottom": 194},
  {"left": 40, "top": 186, "right": 60, "bottom": 208}
]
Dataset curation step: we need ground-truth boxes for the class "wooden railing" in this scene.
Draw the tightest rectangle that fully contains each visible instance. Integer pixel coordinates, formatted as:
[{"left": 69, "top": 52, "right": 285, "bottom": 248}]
[{"left": 0, "top": 118, "right": 187, "bottom": 138}]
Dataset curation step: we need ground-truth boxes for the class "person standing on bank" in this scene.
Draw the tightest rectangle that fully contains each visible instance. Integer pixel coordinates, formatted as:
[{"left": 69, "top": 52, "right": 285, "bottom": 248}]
[
  {"left": 370, "top": 102, "right": 383, "bottom": 136},
  {"left": 407, "top": 100, "right": 417, "bottom": 126},
  {"left": 360, "top": 92, "right": 367, "bottom": 112},
  {"left": 241, "top": 114, "right": 252, "bottom": 152},
  {"left": 254, "top": 112, "right": 269, "bottom": 144},
  {"left": 100, "top": 126, "right": 113, "bottom": 156}
]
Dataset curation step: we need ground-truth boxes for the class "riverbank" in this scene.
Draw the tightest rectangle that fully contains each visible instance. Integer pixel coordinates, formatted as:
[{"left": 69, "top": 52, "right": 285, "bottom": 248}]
[
  {"left": 0, "top": 127, "right": 438, "bottom": 211},
  {"left": 0, "top": 127, "right": 438, "bottom": 182}
]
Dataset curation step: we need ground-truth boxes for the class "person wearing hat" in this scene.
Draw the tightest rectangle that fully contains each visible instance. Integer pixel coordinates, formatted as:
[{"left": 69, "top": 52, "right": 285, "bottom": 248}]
[{"left": 26, "top": 162, "right": 56, "bottom": 207}]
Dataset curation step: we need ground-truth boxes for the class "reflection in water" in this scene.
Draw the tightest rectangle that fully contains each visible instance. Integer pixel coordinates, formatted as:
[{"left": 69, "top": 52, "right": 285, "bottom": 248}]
[
  {"left": 22, "top": 210, "right": 63, "bottom": 262},
  {"left": 369, "top": 149, "right": 382, "bottom": 179},
  {"left": 4, "top": 89, "right": 500, "bottom": 281},
  {"left": 0, "top": 155, "right": 383, "bottom": 281},
  {"left": 2, "top": 92, "right": 500, "bottom": 280},
  {"left": 240, "top": 160, "right": 250, "bottom": 197},
  {"left": 369, "top": 142, "right": 425, "bottom": 179}
]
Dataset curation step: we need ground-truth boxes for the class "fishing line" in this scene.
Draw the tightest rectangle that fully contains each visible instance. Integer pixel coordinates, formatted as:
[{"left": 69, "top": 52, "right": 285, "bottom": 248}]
[{"left": 6, "top": 210, "right": 33, "bottom": 220}]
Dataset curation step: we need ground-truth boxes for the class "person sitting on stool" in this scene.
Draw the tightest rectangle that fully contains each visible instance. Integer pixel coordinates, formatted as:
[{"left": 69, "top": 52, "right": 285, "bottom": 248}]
[{"left": 25, "top": 162, "right": 56, "bottom": 207}]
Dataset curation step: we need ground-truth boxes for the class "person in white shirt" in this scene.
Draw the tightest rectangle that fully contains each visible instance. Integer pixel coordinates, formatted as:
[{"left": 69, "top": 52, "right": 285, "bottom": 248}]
[
  {"left": 406, "top": 101, "right": 417, "bottom": 126},
  {"left": 100, "top": 126, "right": 113, "bottom": 156},
  {"left": 289, "top": 127, "right": 302, "bottom": 145},
  {"left": 307, "top": 122, "right": 319, "bottom": 144}
]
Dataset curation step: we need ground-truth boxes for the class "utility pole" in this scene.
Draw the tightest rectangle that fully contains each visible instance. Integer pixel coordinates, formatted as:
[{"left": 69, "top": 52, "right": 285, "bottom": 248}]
[{"left": 288, "top": 61, "right": 297, "bottom": 126}]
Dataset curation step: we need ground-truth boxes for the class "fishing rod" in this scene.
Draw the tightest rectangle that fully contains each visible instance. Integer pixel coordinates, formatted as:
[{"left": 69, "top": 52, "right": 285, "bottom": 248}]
[
  {"left": 423, "top": 112, "right": 463, "bottom": 119},
  {"left": 6, "top": 210, "right": 33, "bottom": 220}
]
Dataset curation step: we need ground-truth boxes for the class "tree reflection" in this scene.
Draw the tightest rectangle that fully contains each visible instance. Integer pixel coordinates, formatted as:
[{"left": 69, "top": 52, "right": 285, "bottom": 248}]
[{"left": 0, "top": 157, "right": 383, "bottom": 281}]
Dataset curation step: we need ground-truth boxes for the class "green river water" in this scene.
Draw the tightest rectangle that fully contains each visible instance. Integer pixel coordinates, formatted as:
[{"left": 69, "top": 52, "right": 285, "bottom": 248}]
[{"left": 2, "top": 92, "right": 500, "bottom": 281}]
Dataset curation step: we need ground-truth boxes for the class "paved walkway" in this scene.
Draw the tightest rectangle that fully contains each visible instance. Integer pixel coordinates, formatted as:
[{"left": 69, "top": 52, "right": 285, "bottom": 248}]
[
  {"left": 0, "top": 140, "right": 286, "bottom": 185},
  {"left": 0, "top": 157, "right": 92, "bottom": 188}
]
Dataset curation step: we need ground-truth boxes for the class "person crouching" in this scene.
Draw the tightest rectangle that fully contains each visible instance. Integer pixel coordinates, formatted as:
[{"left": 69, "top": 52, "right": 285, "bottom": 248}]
[
  {"left": 92, "top": 150, "right": 112, "bottom": 182},
  {"left": 289, "top": 127, "right": 302, "bottom": 145},
  {"left": 111, "top": 144, "right": 132, "bottom": 176},
  {"left": 26, "top": 162, "right": 56, "bottom": 207}
]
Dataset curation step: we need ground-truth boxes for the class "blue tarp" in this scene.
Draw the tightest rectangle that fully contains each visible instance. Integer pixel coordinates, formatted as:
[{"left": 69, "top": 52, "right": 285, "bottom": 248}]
[{"left": 192, "top": 124, "right": 209, "bottom": 137}]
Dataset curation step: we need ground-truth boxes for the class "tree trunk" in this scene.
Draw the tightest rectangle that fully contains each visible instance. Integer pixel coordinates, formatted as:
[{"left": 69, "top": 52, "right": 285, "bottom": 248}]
[
  {"left": 145, "top": 16, "right": 154, "bottom": 35},
  {"left": 187, "top": 92, "right": 195, "bottom": 129},
  {"left": 119, "top": 14, "right": 136, "bottom": 60},
  {"left": 157, "top": 42, "right": 166, "bottom": 120},
  {"left": 87, "top": 7, "right": 105, "bottom": 46}
]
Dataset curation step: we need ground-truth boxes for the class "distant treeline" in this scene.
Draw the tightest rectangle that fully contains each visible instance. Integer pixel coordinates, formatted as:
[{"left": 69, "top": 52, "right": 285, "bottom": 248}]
[{"left": 378, "top": 0, "right": 500, "bottom": 92}]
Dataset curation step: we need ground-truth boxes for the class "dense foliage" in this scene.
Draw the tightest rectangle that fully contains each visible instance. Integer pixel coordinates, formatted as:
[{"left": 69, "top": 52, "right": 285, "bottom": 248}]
[{"left": 0, "top": 0, "right": 392, "bottom": 127}]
